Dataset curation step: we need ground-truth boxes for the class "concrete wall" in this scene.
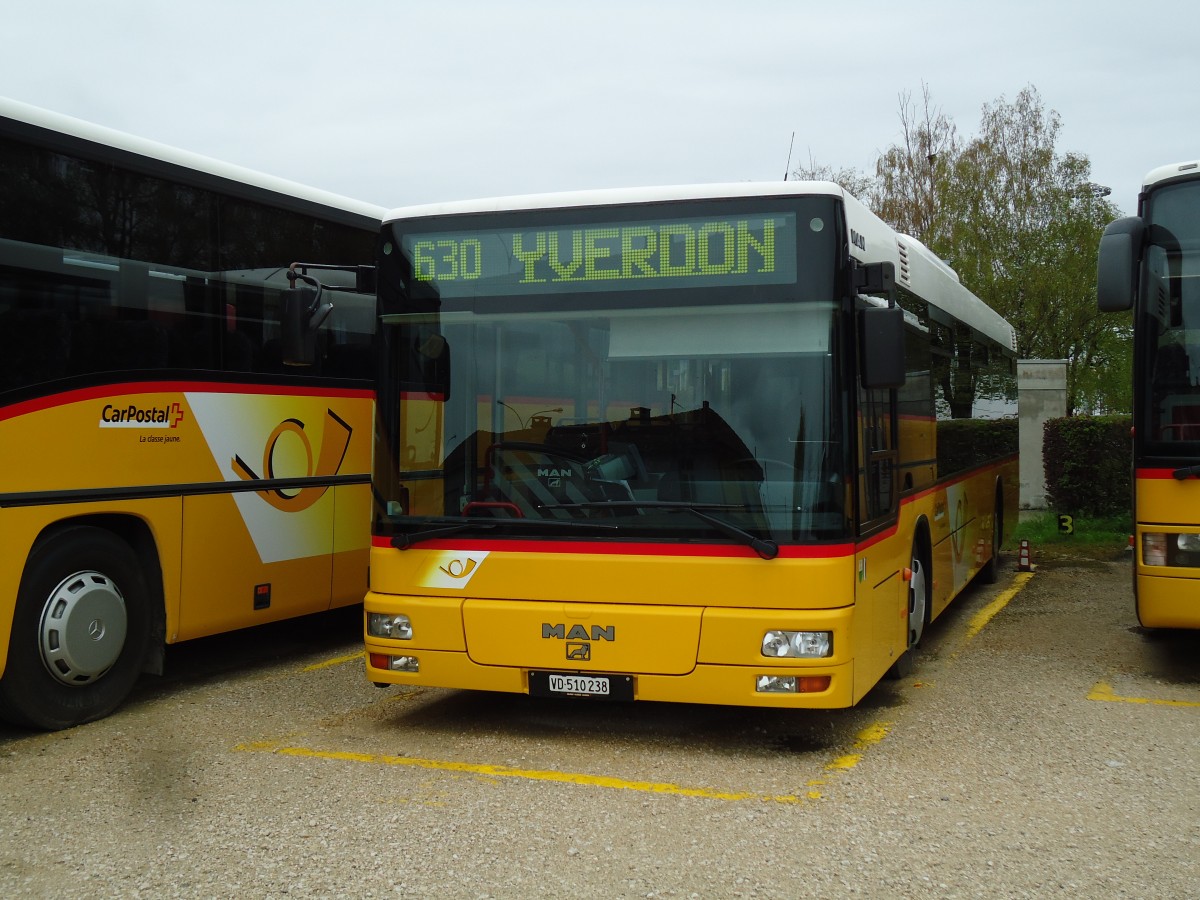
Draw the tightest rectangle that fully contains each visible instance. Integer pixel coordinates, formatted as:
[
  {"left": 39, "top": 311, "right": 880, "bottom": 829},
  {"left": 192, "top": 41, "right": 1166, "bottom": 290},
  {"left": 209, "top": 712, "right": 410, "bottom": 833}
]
[{"left": 1018, "top": 360, "right": 1068, "bottom": 510}]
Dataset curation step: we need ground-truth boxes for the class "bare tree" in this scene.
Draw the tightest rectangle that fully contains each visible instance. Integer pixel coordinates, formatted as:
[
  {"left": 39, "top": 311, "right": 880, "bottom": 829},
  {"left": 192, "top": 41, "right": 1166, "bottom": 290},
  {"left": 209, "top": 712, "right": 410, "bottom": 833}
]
[
  {"left": 873, "top": 83, "right": 959, "bottom": 248},
  {"left": 785, "top": 84, "right": 1128, "bottom": 412},
  {"left": 790, "top": 151, "right": 876, "bottom": 204}
]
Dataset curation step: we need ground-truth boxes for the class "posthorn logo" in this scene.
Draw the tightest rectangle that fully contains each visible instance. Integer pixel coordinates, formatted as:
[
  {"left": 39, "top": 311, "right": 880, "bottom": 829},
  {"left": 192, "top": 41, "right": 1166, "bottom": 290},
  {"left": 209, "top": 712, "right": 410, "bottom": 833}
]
[
  {"left": 232, "top": 409, "right": 353, "bottom": 513},
  {"left": 419, "top": 551, "right": 490, "bottom": 589}
]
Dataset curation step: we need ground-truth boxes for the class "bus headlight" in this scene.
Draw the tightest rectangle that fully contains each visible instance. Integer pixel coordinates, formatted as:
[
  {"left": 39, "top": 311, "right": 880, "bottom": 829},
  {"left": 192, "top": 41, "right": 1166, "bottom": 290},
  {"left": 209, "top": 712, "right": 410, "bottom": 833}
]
[
  {"left": 760, "top": 630, "right": 832, "bottom": 659},
  {"left": 1141, "top": 532, "right": 1200, "bottom": 567},
  {"left": 368, "top": 613, "right": 413, "bottom": 640},
  {"left": 762, "top": 631, "right": 792, "bottom": 657},
  {"left": 1176, "top": 533, "right": 1200, "bottom": 553}
]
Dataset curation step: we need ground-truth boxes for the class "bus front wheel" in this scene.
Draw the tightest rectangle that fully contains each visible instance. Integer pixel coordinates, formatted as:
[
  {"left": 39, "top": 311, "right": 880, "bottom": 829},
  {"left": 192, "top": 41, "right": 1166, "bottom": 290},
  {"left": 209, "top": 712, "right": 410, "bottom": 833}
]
[
  {"left": 0, "top": 526, "right": 152, "bottom": 730},
  {"left": 887, "top": 538, "right": 930, "bottom": 680}
]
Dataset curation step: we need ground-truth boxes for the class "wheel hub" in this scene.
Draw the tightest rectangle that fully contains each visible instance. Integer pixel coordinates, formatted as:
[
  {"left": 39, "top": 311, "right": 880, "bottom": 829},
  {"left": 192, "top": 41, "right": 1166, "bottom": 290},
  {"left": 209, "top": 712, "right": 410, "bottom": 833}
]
[
  {"left": 39, "top": 571, "right": 128, "bottom": 685},
  {"left": 908, "top": 558, "right": 927, "bottom": 647}
]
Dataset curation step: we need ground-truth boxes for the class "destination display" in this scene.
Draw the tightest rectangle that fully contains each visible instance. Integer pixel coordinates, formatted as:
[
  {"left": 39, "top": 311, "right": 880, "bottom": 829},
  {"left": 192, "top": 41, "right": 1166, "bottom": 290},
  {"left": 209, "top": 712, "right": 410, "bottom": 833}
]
[{"left": 399, "top": 211, "right": 797, "bottom": 297}]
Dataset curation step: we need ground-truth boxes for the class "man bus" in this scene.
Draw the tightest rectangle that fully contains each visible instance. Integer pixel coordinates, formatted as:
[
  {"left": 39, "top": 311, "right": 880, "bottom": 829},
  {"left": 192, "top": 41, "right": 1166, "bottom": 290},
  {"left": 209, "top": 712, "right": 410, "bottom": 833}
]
[
  {"left": 364, "top": 183, "right": 1018, "bottom": 708},
  {"left": 0, "top": 98, "right": 384, "bottom": 729},
  {"left": 1098, "top": 160, "right": 1200, "bottom": 629}
]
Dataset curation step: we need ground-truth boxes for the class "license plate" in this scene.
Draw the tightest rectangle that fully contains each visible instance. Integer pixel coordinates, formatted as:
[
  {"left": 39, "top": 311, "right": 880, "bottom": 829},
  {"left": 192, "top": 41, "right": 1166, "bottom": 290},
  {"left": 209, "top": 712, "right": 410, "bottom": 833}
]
[{"left": 529, "top": 671, "right": 634, "bottom": 701}]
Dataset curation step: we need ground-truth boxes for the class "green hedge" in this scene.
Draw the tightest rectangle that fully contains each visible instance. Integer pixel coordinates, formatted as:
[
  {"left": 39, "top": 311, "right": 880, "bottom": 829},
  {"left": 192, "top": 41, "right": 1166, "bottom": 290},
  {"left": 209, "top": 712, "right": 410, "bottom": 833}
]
[{"left": 1043, "top": 416, "right": 1131, "bottom": 517}]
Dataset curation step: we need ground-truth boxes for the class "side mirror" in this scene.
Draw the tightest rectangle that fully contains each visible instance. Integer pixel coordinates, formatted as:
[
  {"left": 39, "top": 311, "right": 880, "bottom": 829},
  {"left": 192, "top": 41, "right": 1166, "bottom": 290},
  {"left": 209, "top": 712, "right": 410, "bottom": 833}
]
[
  {"left": 282, "top": 274, "right": 334, "bottom": 366},
  {"left": 1097, "top": 217, "right": 1144, "bottom": 312},
  {"left": 860, "top": 305, "right": 906, "bottom": 389}
]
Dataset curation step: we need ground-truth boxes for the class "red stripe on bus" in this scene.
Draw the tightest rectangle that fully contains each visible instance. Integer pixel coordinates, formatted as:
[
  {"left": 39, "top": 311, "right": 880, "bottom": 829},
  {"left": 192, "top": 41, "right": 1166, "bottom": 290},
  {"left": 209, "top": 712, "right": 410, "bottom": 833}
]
[
  {"left": 374, "top": 454, "right": 1016, "bottom": 558},
  {"left": 902, "top": 455, "right": 1018, "bottom": 505},
  {"left": 854, "top": 525, "right": 898, "bottom": 552},
  {"left": 373, "top": 535, "right": 856, "bottom": 559},
  {"left": 1137, "top": 468, "right": 1183, "bottom": 480},
  {"left": 0, "top": 381, "right": 374, "bottom": 422}
]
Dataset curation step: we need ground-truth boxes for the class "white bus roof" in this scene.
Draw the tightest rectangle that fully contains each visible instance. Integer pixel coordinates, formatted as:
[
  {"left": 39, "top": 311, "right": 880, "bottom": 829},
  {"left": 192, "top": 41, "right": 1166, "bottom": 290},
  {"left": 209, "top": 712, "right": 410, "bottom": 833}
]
[
  {"left": 385, "top": 181, "right": 1017, "bottom": 354},
  {"left": 1143, "top": 160, "right": 1200, "bottom": 191},
  {"left": 0, "top": 96, "right": 387, "bottom": 222},
  {"left": 383, "top": 181, "right": 847, "bottom": 222}
]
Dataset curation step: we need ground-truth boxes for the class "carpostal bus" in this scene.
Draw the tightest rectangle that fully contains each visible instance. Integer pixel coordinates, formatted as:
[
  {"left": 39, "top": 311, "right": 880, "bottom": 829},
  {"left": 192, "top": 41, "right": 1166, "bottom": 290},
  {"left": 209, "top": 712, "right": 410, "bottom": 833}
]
[
  {"left": 0, "top": 98, "right": 385, "bottom": 729},
  {"left": 365, "top": 183, "right": 1018, "bottom": 708},
  {"left": 1099, "top": 160, "right": 1200, "bottom": 629}
]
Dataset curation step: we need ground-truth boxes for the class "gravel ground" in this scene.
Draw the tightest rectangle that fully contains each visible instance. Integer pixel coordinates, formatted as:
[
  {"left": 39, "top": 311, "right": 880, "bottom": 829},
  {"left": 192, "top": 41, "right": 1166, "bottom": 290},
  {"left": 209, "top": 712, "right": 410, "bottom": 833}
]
[{"left": 1, "top": 555, "right": 1198, "bottom": 898}]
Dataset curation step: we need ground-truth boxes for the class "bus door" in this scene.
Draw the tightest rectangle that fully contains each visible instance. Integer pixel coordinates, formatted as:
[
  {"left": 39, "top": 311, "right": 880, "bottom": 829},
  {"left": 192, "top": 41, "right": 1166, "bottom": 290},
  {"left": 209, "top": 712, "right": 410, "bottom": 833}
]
[
  {"left": 177, "top": 391, "right": 350, "bottom": 640},
  {"left": 855, "top": 376, "right": 904, "bottom": 688}
]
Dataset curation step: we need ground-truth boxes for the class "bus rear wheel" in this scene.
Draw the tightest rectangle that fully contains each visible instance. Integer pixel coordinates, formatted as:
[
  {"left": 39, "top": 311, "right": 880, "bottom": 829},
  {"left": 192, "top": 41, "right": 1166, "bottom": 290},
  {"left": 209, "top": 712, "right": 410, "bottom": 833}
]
[
  {"left": 980, "top": 487, "right": 1003, "bottom": 584},
  {"left": 0, "top": 526, "right": 152, "bottom": 730}
]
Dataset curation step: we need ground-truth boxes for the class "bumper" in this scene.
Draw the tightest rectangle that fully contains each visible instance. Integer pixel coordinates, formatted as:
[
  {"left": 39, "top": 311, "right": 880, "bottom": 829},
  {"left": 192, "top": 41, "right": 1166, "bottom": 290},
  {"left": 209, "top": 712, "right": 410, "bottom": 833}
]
[
  {"left": 364, "top": 590, "right": 858, "bottom": 709},
  {"left": 1136, "top": 573, "right": 1200, "bottom": 629}
]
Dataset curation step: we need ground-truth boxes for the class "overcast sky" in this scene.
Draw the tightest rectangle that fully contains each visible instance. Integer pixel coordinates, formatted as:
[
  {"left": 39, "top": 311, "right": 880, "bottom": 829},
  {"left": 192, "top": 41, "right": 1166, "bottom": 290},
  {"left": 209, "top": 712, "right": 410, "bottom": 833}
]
[{"left": 3, "top": 1, "right": 1196, "bottom": 217}]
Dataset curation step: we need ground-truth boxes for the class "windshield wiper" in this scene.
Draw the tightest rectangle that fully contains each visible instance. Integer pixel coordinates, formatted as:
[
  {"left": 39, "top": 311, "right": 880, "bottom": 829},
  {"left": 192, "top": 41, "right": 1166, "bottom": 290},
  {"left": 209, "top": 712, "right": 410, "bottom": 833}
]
[
  {"left": 390, "top": 517, "right": 621, "bottom": 550},
  {"left": 391, "top": 522, "right": 493, "bottom": 549},
  {"left": 1172, "top": 464, "right": 1200, "bottom": 480},
  {"left": 544, "top": 501, "right": 780, "bottom": 560}
]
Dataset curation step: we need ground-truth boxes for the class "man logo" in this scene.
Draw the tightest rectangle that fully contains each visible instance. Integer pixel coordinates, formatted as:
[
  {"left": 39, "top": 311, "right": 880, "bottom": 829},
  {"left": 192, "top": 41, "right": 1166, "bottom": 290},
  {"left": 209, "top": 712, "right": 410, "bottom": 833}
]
[
  {"left": 537, "top": 467, "right": 571, "bottom": 488},
  {"left": 541, "top": 624, "right": 616, "bottom": 641},
  {"left": 566, "top": 643, "right": 591, "bottom": 661}
]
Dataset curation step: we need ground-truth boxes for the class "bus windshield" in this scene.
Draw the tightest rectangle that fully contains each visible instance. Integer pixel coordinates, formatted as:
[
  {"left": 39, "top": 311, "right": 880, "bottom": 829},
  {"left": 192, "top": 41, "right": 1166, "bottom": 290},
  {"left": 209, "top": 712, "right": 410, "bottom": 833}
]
[
  {"left": 1142, "top": 179, "right": 1200, "bottom": 453},
  {"left": 376, "top": 196, "right": 851, "bottom": 545}
]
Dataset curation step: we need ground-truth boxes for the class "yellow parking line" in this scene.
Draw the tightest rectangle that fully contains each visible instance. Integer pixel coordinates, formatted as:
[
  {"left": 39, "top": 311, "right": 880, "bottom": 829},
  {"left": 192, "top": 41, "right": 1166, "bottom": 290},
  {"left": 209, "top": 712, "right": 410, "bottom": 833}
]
[
  {"left": 823, "top": 721, "right": 891, "bottom": 772},
  {"left": 964, "top": 571, "right": 1035, "bottom": 641},
  {"left": 234, "top": 719, "right": 893, "bottom": 804},
  {"left": 1088, "top": 680, "right": 1200, "bottom": 709},
  {"left": 233, "top": 741, "right": 807, "bottom": 803},
  {"left": 302, "top": 650, "right": 364, "bottom": 672}
]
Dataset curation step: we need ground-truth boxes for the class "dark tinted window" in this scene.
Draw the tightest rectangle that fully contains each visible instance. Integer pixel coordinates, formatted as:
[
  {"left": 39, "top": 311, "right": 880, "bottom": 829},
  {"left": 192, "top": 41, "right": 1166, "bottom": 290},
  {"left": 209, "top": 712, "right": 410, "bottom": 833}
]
[
  {"left": 897, "top": 287, "right": 1017, "bottom": 483},
  {"left": 1140, "top": 181, "right": 1200, "bottom": 452},
  {"left": 0, "top": 133, "right": 375, "bottom": 394}
]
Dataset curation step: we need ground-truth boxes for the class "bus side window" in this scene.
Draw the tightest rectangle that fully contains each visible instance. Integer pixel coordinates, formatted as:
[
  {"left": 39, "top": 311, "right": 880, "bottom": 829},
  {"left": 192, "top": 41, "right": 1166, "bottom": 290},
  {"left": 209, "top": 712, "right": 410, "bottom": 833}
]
[{"left": 0, "top": 306, "right": 70, "bottom": 390}]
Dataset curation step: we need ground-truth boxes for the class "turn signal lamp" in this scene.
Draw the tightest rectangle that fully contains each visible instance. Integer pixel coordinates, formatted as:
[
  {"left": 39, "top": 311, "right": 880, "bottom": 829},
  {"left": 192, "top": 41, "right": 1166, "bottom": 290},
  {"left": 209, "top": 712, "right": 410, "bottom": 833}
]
[
  {"left": 369, "top": 653, "right": 419, "bottom": 673},
  {"left": 755, "top": 675, "right": 832, "bottom": 694},
  {"left": 1143, "top": 533, "right": 1168, "bottom": 566}
]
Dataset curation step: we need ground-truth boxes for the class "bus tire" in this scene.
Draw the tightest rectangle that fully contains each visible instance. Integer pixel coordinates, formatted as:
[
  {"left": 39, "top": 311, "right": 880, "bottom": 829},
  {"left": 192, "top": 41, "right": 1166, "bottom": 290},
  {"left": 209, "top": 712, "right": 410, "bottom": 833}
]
[
  {"left": 887, "top": 536, "right": 930, "bottom": 680},
  {"left": 0, "top": 526, "right": 152, "bottom": 730},
  {"left": 980, "top": 486, "right": 1003, "bottom": 584}
]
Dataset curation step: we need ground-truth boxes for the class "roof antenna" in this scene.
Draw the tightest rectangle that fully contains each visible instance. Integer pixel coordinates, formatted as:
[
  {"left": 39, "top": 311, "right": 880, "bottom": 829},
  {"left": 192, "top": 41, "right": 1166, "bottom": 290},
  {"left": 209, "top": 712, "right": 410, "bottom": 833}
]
[{"left": 783, "top": 131, "right": 795, "bottom": 181}]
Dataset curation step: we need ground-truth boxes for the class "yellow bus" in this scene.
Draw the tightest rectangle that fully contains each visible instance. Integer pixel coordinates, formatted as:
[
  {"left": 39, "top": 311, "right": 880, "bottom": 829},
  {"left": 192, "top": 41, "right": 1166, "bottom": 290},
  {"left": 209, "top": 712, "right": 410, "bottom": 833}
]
[
  {"left": 1098, "top": 160, "right": 1200, "bottom": 629},
  {"left": 0, "top": 98, "right": 384, "bottom": 729},
  {"left": 364, "top": 184, "right": 1018, "bottom": 708}
]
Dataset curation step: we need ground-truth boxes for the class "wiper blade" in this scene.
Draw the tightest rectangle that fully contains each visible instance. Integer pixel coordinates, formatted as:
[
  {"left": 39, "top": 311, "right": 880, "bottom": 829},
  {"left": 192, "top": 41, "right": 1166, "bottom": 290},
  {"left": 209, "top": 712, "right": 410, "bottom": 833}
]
[
  {"left": 1172, "top": 464, "right": 1200, "bottom": 480},
  {"left": 390, "top": 517, "right": 620, "bottom": 550},
  {"left": 545, "top": 501, "right": 780, "bottom": 560},
  {"left": 391, "top": 522, "right": 494, "bottom": 549}
]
